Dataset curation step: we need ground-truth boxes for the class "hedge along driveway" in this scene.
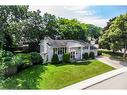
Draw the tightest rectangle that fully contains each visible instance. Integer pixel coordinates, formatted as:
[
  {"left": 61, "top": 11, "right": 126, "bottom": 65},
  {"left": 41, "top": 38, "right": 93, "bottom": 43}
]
[{"left": 2, "top": 60, "right": 114, "bottom": 89}]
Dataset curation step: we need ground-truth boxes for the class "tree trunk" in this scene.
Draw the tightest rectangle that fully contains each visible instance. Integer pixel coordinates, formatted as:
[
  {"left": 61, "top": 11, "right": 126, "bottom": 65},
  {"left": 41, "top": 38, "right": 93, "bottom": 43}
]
[{"left": 123, "top": 45, "right": 127, "bottom": 58}]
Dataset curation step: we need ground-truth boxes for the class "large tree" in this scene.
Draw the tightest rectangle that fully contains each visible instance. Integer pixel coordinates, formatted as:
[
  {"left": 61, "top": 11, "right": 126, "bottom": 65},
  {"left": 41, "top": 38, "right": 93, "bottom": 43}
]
[
  {"left": 99, "top": 13, "right": 127, "bottom": 57},
  {"left": 0, "top": 6, "right": 28, "bottom": 50},
  {"left": 58, "top": 18, "right": 88, "bottom": 41}
]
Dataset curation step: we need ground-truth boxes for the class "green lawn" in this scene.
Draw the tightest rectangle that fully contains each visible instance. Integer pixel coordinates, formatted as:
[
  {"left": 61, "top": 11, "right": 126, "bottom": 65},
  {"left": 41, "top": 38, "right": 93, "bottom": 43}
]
[{"left": 2, "top": 60, "right": 114, "bottom": 89}]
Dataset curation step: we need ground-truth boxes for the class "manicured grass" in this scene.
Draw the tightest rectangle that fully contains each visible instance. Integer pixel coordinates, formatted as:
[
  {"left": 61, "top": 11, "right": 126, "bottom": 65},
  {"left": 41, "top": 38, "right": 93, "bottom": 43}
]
[
  {"left": 100, "top": 50, "right": 127, "bottom": 61},
  {"left": 2, "top": 60, "right": 114, "bottom": 89}
]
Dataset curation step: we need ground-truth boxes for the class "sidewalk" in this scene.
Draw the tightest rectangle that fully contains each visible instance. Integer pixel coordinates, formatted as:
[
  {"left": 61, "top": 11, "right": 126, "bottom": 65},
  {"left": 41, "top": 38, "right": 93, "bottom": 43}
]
[{"left": 61, "top": 67, "right": 127, "bottom": 90}]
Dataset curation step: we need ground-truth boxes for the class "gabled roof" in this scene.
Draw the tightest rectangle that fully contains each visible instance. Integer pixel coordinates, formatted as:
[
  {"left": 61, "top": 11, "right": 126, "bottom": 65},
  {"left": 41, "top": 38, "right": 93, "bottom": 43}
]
[
  {"left": 41, "top": 37, "right": 97, "bottom": 49},
  {"left": 46, "top": 38, "right": 89, "bottom": 47}
]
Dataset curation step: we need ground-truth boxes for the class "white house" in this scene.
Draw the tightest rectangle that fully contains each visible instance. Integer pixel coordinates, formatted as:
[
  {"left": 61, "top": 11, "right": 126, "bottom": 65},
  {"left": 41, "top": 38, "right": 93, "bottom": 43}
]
[{"left": 40, "top": 37, "right": 98, "bottom": 63}]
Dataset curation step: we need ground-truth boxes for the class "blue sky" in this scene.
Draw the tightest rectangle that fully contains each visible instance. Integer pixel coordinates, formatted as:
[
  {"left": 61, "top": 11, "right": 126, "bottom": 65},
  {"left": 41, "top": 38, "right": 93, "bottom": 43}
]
[
  {"left": 29, "top": 6, "right": 127, "bottom": 27},
  {"left": 87, "top": 6, "right": 127, "bottom": 19}
]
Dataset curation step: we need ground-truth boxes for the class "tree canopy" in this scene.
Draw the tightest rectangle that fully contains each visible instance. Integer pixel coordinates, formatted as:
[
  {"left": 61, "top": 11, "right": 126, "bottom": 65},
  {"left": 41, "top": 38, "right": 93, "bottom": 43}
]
[
  {"left": 0, "top": 5, "right": 102, "bottom": 51},
  {"left": 99, "top": 13, "right": 127, "bottom": 57}
]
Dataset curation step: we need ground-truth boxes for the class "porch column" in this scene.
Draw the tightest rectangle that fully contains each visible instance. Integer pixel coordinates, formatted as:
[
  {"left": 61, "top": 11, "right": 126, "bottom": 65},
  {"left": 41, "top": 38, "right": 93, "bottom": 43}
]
[{"left": 81, "top": 47, "right": 83, "bottom": 59}]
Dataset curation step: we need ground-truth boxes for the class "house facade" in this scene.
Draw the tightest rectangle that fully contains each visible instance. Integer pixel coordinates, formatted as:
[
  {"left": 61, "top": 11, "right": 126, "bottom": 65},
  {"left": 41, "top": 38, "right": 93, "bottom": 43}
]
[{"left": 40, "top": 37, "right": 98, "bottom": 63}]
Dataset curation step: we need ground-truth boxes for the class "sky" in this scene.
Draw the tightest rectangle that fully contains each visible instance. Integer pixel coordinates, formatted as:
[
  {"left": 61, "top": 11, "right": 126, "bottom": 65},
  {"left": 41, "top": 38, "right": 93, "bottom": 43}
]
[{"left": 29, "top": 6, "right": 127, "bottom": 28}]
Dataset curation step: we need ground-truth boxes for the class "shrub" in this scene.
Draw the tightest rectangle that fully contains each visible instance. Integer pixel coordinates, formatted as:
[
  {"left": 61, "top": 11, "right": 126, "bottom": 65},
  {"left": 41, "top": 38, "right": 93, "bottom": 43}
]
[
  {"left": 63, "top": 53, "right": 70, "bottom": 63},
  {"left": 82, "top": 52, "right": 89, "bottom": 60},
  {"left": 17, "top": 54, "right": 31, "bottom": 65},
  {"left": 0, "top": 50, "right": 14, "bottom": 64},
  {"left": 0, "top": 49, "right": 6, "bottom": 58},
  {"left": 30, "top": 52, "right": 43, "bottom": 65},
  {"left": 89, "top": 52, "right": 95, "bottom": 59},
  {"left": 51, "top": 54, "right": 59, "bottom": 64},
  {"left": 98, "top": 51, "right": 102, "bottom": 56},
  {"left": 5, "top": 51, "right": 14, "bottom": 57},
  {"left": 0, "top": 50, "right": 14, "bottom": 58},
  {"left": 12, "top": 56, "right": 24, "bottom": 65}
]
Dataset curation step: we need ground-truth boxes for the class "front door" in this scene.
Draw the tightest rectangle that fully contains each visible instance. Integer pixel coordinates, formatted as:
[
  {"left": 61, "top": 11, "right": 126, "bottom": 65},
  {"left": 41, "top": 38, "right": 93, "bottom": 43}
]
[{"left": 70, "top": 51, "right": 76, "bottom": 60}]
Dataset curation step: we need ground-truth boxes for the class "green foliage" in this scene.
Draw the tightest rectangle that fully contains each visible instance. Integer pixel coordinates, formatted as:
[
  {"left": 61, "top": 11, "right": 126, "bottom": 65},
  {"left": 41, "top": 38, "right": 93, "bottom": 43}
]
[
  {"left": 99, "top": 13, "right": 127, "bottom": 57},
  {"left": 30, "top": 52, "right": 43, "bottom": 65},
  {"left": 0, "top": 6, "right": 28, "bottom": 50},
  {"left": 0, "top": 5, "right": 102, "bottom": 52},
  {"left": 82, "top": 52, "right": 89, "bottom": 60},
  {"left": 97, "top": 51, "right": 102, "bottom": 55},
  {"left": 16, "top": 54, "right": 31, "bottom": 65},
  {"left": 89, "top": 52, "right": 95, "bottom": 59},
  {"left": 12, "top": 56, "right": 23, "bottom": 65},
  {"left": 51, "top": 54, "right": 59, "bottom": 64},
  {"left": 63, "top": 53, "right": 70, "bottom": 63},
  {"left": 1, "top": 60, "right": 114, "bottom": 89},
  {"left": 0, "top": 50, "right": 15, "bottom": 67}
]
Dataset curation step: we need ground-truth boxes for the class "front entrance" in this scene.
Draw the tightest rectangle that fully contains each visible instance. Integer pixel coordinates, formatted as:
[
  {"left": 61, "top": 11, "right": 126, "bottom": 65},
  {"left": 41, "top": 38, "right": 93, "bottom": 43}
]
[{"left": 70, "top": 51, "right": 76, "bottom": 59}]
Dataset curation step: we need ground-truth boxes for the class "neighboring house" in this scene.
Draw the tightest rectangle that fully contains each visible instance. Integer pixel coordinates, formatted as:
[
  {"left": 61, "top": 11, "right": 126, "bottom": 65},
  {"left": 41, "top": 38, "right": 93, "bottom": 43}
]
[{"left": 40, "top": 37, "right": 98, "bottom": 63}]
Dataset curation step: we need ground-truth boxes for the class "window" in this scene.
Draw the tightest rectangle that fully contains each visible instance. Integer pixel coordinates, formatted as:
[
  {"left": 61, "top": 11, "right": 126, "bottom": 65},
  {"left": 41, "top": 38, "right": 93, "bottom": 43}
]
[
  {"left": 71, "top": 52, "right": 75, "bottom": 59},
  {"left": 58, "top": 48, "right": 63, "bottom": 54},
  {"left": 53, "top": 48, "right": 57, "bottom": 54},
  {"left": 83, "top": 46, "right": 89, "bottom": 50},
  {"left": 54, "top": 47, "right": 66, "bottom": 55}
]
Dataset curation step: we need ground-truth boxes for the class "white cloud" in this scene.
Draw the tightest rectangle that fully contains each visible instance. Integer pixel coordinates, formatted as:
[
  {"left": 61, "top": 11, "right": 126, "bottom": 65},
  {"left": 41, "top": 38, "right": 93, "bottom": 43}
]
[
  {"left": 29, "top": 6, "right": 109, "bottom": 27},
  {"left": 63, "top": 6, "right": 88, "bottom": 11}
]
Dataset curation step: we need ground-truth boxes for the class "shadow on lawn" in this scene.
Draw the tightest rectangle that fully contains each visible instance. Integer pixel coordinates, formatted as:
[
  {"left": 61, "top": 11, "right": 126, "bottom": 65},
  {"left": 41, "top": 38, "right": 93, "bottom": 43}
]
[
  {"left": 54, "top": 61, "right": 91, "bottom": 67},
  {"left": 3, "top": 65, "right": 47, "bottom": 89}
]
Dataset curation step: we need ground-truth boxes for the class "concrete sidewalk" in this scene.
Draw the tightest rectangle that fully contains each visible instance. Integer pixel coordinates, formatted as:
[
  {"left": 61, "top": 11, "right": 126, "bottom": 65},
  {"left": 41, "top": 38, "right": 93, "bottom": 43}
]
[{"left": 61, "top": 67, "right": 127, "bottom": 90}]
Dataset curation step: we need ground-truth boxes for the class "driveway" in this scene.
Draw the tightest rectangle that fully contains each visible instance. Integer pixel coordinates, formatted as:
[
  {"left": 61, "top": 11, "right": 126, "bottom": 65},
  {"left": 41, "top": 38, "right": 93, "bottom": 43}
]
[
  {"left": 96, "top": 56, "right": 127, "bottom": 68},
  {"left": 85, "top": 72, "right": 127, "bottom": 89}
]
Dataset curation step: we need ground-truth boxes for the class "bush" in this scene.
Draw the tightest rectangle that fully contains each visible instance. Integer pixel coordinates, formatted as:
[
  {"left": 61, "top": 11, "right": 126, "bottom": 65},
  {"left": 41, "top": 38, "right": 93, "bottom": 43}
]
[
  {"left": 12, "top": 56, "right": 24, "bottom": 65},
  {"left": 0, "top": 50, "right": 14, "bottom": 67},
  {"left": 16, "top": 54, "right": 31, "bottom": 65},
  {"left": 51, "top": 54, "right": 59, "bottom": 64},
  {"left": 89, "top": 52, "right": 95, "bottom": 59},
  {"left": 0, "top": 50, "right": 6, "bottom": 58},
  {"left": 5, "top": 51, "right": 14, "bottom": 57},
  {"left": 82, "top": 52, "right": 89, "bottom": 60},
  {"left": 98, "top": 51, "right": 102, "bottom": 56},
  {"left": 63, "top": 53, "right": 70, "bottom": 63},
  {"left": 30, "top": 52, "right": 43, "bottom": 65},
  {"left": 0, "top": 50, "right": 14, "bottom": 58}
]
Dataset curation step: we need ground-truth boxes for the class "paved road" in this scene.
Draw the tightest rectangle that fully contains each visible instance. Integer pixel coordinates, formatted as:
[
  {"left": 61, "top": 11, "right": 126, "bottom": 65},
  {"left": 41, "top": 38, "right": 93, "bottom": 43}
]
[
  {"left": 96, "top": 56, "right": 127, "bottom": 68},
  {"left": 85, "top": 72, "right": 127, "bottom": 89}
]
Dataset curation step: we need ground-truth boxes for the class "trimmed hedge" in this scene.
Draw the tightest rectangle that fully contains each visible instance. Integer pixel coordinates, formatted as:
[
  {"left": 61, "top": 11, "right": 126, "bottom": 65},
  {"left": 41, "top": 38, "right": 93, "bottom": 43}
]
[
  {"left": 82, "top": 52, "right": 89, "bottom": 60},
  {"left": 51, "top": 54, "right": 59, "bottom": 64},
  {"left": 89, "top": 52, "right": 95, "bottom": 59},
  {"left": 63, "top": 53, "right": 70, "bottom": 63}
]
